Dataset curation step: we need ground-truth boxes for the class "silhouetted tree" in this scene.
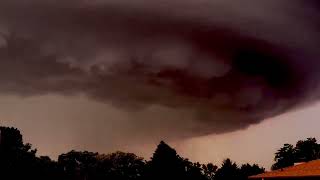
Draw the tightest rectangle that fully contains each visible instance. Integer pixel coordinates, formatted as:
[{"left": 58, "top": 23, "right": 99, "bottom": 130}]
[
  {"left": 58, "top": 151, "right": 99, "bottom": 180},
  {"left": 295, "top": 138, "right": 320, "bottom": 162},
  {"left": 146, "top": 141, "right": 186, "bottom": 180},
  {"left": 36, "top": 156, "right": 64, "bottom": 180},
  {"left": 272, "top": 138, "right": 320, "bottom": 170},
  {"left": 0, "top": 127, "right": 40, "bottom": 179},
  {"left": 58, "top": 150, "right": 146, "bottom": 180},
  {"left": 96, "top": 151, "right": 145, "bottom": 180},
  {"left": 183, "top": 160, "right": 208, "bottom": 180},
  {"left": 0, "top": 126, "right": 268, "bottom": 180},
  {"left": 239, "top": 163, "right": 265, "bottom": 180},
  {"left": 202, "top": 163, "right": 218, "bottom": 180},
  {"left": 215, "top": 159, "right": 241, "bottom": 180},
  {"left": 145, "top": 141, "right": 211, "bottom": 180},
  {"left": 271, "top": 143, "right": 296, "bottom": 170}
]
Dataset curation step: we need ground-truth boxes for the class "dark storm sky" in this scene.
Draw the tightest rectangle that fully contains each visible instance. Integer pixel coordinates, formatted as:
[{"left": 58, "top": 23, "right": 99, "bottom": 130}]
[{"left": 0, "top": 0, "right": 319, "bottom": 168}]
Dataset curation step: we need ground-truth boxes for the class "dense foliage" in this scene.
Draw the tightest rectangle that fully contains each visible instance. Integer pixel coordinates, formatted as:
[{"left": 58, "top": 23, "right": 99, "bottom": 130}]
[
  {"left": 272, "top": 138, "right": 320, "bottom": 170},
  {"left": 5, "top": 126, "right": 319, "bottom": 180}
]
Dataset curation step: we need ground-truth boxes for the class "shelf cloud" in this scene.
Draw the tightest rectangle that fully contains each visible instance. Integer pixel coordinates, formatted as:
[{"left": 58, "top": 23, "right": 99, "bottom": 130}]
[{"left": 0, "top": 0, "right": 319, "bottom": 139}]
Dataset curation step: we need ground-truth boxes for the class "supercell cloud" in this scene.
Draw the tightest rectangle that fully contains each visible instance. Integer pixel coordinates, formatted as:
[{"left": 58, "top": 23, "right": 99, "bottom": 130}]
[{"left": 0, "top": 0, "right": 319, "bottom": 138}]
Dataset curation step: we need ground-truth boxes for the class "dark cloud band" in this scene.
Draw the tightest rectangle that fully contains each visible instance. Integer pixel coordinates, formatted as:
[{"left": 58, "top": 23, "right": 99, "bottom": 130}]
[{"left": 0, "top": 0, "right": 319, "bottom": 138}]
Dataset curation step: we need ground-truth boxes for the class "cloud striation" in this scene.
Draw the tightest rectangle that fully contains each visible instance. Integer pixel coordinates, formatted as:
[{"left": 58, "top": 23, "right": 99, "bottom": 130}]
[{"left": 0, "top": 0, "right": 319, "bottom": 139}]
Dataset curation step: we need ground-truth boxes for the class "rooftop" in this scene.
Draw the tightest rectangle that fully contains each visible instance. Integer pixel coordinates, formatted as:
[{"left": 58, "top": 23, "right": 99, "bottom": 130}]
[{"left": 250, "top": 160, "right": 320, "bottom": 179}]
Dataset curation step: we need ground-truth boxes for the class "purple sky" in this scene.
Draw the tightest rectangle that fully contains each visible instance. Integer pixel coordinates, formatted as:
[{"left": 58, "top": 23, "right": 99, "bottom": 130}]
[{"left": 0, "top": 0, "right": 319, "bottom": 169}]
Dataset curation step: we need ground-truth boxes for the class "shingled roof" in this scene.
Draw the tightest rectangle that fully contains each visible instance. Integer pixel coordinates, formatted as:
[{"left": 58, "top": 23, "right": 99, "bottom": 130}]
[{"left": 250, "top": 160, "right": 320, "bottom": 179}]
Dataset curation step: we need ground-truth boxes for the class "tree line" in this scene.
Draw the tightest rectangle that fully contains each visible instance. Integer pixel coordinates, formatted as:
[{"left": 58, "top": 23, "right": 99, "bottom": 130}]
[
  {"left": 272, "top": 137, "right": 320, "bottom": 170},
  {"left": 0, "top": 126, "right": 319, "bottom": 180}
]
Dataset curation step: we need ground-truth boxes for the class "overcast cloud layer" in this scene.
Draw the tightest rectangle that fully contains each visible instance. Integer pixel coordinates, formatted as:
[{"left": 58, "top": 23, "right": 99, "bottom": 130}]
[{"left": 0, "top": 0, "right": 319, "bottom": 139}]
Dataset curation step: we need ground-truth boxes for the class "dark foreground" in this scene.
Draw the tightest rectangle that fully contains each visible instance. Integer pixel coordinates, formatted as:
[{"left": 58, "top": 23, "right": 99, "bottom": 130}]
[{"left": 1, "top": 126, "right": 319, "bottom": 180}]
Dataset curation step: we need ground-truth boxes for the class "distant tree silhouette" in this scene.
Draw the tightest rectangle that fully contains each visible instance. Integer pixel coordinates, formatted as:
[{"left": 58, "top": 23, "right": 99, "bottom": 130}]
[
  {"left": 295, "top": 138, "right": 320, "bottom": 162},
  {"left": 183, "top": 160, "right": 208, "bottom": 180},
  {"left": 272, "top": 138, "right": 320, "bottom": 170},
  {"left": 239, "top": 163, "right": 265, "bottom": 180},
  {"left": 36, "top": 156, "right": 63, "bottom": 180},
  {"left": 215, "top": 159, "right": 241, "bottom": 180},
  {"left": 146, "top": 141, "right": 211, "bottom": 180},
  {"left": 202, "top": 163, "right": 218, "bottom": 180},
  {"left": 0, "top": 127, "right": 38, "bottom": 179},
  {"left": 0, "top": 126, "right": 267, "bottom": 180},
  {"left": 272, "top": 143, "right": 296, "bottom": 170},
  {"left": 96, "top": 151, "right": 145, "bottom": 180},
  {"left": 58, "top": 151, "right": 99, "bottom": 180},
  {"left": 146, "top": 141, "right": 187, "bottom": 179},
  {"left": 58, "top": 150, "right": 145, "bottom": 180}
]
